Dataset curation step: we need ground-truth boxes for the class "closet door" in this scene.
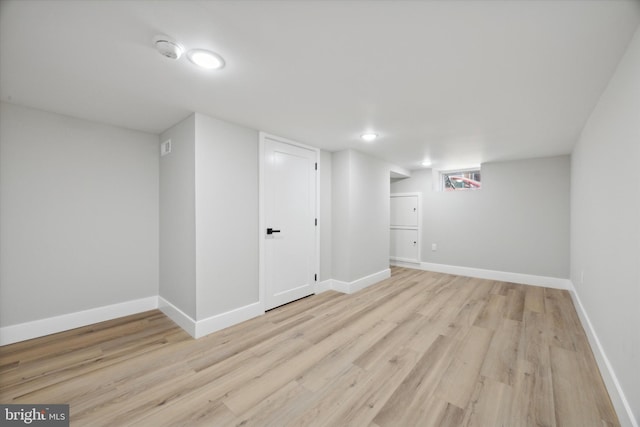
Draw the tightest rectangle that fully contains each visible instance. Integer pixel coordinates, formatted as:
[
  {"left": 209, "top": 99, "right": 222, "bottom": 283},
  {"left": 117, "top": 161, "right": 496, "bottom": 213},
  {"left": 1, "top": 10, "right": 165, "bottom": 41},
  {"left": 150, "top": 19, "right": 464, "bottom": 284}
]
[
  {"left": 390, "top": 229, "right": 419, "bottom": 261},
  {"left": 262, "top": 134, "right": 317, "bottom": 310},
  {"left": 391, "top": 195, "right": 418, "bottom": 227},
  {"left": 390, "top": 193, "right": 421, "bottom": 264}
]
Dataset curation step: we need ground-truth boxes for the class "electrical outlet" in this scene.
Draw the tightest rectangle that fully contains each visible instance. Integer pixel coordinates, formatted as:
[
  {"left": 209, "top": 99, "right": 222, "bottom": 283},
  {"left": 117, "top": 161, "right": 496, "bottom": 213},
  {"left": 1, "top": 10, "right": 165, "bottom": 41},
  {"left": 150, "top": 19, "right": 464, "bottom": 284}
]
[{"left": 432, "top": 243, "right": 437, "bottom": 251}]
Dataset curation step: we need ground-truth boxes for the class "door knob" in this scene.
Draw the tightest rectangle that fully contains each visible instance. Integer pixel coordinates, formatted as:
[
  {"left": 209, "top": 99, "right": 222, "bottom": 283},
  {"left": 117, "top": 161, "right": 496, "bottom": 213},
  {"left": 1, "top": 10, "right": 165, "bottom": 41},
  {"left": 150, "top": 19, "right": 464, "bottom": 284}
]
[{"left": 267, "top": 228, "right": 281, "bottom": 235}]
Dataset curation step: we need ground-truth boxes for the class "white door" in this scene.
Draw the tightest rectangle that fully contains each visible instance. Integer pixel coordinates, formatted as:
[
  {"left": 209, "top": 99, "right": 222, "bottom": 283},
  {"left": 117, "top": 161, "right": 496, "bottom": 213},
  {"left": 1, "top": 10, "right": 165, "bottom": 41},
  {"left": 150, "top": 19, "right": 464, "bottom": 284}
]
[
  {"left": 390, "top": 229, "right": 419, "bottom": 261},
  {"left": 262, "top": 134, "right": 317, "bottom": 310},
  {"left": 390, "top": 193, "right": 421, "bottom": 264},
  {"left": 391, "top": 195, "right": 418, "bottom": 226}
]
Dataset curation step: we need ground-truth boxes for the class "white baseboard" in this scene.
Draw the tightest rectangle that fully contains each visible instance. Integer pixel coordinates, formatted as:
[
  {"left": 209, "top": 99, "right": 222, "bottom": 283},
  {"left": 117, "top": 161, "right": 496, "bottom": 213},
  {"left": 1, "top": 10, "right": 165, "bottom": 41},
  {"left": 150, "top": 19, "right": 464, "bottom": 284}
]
[
  {"left": 316, "top": 279, "right": 332, "bottom": 294},
  {"left": 330, "top": 279, "right": 349, "bottom": 294},
  {"left": 158, "top": 296, "right": 197, "bottom": 337},
  {"left": 331, "top": 268, "right": 391, "bottom": 294},
  {"left": 390, "top": 256, "right": 420, "bottom": 264},
  {"left": 0, "top": 296, "right": 159, "bottom": 346},
  {"left": 159, "top": 297, "right": 264, "bottom": 339},
  {"left": 568, "top": 284, "right": 638, "bottom": 427},
  {"left": 195, "top": 302, "right": 263, "bottom": 339},
  {"left": 391, "top": 261, "right": 571, "bottom": 290}
]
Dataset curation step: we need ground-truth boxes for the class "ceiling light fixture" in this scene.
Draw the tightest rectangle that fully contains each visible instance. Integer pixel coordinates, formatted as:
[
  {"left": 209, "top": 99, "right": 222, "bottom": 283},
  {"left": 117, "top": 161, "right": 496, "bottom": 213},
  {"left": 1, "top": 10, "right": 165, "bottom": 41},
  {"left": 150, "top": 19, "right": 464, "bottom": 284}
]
[
  {"left": 187, "top": 49, "right": 225, "bottom": 70},
  {"left": 421, "top": 160, "right": 432, "bottom": 167},
  {"left": 361, "top": 133, "right": 378, "bottom": 142}
]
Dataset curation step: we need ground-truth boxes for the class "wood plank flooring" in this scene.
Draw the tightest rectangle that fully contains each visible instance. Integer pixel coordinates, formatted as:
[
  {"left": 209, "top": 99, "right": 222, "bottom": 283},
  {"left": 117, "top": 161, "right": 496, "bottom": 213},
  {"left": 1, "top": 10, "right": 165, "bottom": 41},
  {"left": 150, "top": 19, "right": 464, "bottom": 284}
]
[{"left": 0, "top": 267, "right": 618, "bottom": 426}]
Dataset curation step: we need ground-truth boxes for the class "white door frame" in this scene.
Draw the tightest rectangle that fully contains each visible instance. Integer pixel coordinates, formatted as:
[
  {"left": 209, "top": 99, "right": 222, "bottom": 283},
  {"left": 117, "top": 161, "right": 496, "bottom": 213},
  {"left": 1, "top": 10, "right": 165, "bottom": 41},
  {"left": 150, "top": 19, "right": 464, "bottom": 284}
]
[{"left": 258, "top": 132, "right": 320, "bottom": 312}]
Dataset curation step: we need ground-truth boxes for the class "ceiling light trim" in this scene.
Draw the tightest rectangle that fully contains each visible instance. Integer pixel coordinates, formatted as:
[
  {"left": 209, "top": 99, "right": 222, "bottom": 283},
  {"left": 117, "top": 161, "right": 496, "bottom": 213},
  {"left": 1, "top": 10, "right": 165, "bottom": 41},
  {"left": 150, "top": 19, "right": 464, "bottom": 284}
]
[
  {"left": 187, "top": 49, "right": 226, "bottom": 70},
  {"left": 361, "top": 133, "right": 378, "bottom": 142}
]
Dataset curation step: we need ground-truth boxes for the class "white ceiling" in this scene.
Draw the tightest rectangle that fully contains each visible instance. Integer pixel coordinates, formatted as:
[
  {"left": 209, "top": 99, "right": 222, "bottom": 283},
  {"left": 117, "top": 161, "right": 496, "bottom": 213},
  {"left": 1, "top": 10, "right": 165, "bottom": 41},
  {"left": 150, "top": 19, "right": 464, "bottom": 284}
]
[{"left": 1, "top": 1, "right": 639, "bottom": 170}]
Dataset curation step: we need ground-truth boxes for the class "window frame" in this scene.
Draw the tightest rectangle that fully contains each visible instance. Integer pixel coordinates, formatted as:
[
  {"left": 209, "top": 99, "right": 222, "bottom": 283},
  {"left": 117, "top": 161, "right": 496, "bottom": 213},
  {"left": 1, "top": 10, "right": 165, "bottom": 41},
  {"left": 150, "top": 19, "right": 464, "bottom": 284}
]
[{"left": 439, "top": 167, "right": 482, "bottom": 191}]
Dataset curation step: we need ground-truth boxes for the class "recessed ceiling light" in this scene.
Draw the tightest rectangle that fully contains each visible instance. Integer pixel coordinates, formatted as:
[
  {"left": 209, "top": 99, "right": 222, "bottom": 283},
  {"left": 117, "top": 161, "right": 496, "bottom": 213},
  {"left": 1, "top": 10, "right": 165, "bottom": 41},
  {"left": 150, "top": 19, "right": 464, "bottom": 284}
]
[
  {"left": 187, "top": 49, "right": 225, "bottom": 70},
  {"left": 421, "top": 160, "right": 432, "bottom": 167},
  {"left": 361, "top": 133, "right": 378, "bottom": 142}
]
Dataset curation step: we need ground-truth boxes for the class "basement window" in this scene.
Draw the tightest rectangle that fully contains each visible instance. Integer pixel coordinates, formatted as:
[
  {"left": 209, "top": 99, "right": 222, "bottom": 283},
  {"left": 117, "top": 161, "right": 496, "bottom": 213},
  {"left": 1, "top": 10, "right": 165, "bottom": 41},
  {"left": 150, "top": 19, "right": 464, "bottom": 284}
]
[{"left": 441, "top": 168, "right": 481, "bottom": 191}]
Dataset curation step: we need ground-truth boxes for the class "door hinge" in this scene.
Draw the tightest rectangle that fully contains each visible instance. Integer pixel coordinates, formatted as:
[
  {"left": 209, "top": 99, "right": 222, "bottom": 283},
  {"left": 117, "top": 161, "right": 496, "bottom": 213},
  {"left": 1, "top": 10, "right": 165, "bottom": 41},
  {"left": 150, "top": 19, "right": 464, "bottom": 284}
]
[
  {"left": 314, "top": 274, "right": 317, "bottom": 282},
  {"left": 315, "top": 162, "right": 317, "bottom": 170},
  {"left": 315, "top": 218, "right": 317, "bottom": 226}
]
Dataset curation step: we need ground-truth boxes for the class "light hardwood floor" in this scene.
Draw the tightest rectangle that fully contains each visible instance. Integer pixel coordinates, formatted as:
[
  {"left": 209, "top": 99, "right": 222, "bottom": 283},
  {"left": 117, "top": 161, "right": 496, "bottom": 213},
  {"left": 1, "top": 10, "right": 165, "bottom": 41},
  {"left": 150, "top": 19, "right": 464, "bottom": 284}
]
[{"left": 0, "top": 267, "right": 618, "bottom": 426}]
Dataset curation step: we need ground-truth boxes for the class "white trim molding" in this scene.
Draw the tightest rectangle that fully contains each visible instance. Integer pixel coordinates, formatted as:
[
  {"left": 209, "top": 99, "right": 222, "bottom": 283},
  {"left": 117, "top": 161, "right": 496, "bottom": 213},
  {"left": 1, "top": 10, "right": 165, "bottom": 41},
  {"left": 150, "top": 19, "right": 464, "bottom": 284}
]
[
  {"left": 195, "top": 302, "right": 263, "bottom": 339},
  {"left": 568, "top": 284, "right": 639, "bottom": 427},
  {"left": 391, "top": 261, "right": 572, "bottom": 290},
  {"left": 0, "top": 296, "right": 159, "bottom": 346},
  {"left": 1, "top": 295, "right": 266, "bottom": 345},
  {"left": 331, "top": 268, "right": 391, "bottom": 294},
  {"left": 316, "top": 279, "right": 332, "bottom": 294},
  {"left": 390, "top": 257, "right": 421, "bottom": 265},
  {"left": 158, "top": 296, "right": 197, "bottom": 337},
  {"left": 159, "top": 297, "right": 264, "bottom": 339}
]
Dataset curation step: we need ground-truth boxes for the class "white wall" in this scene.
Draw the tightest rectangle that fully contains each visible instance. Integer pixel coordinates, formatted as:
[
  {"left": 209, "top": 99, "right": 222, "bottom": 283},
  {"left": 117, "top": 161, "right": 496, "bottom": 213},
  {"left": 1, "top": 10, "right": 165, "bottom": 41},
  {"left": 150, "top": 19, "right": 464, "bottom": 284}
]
[
  {"left": 0, "top": 103, "right": 159, "bottom": 326},
  {"left": 194, "top": 113, "right": 258, "bottom": 319},
  {"left": 332, "top": 149, "right": 390, "bottom": 282},
  {"left": 392, "top": 156, "right": 570, "bottom": 278},
  {"left": 349, "top": 150, "right": 391, "bottom": 280},
  {"left": 160, "top": 113, "right": 260, "bottom": 321},
  {"left": 571, "top": 26, "right": 640, "bottom": 425},
  {"left": 319, "top": 150, "right": 332, "bottom": 282},
  {"left": 331, "top": 150, "right": 351, "bottom": 281},
  {"left": 159, "top": 114, "right": 197, "bottom": 319}
]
